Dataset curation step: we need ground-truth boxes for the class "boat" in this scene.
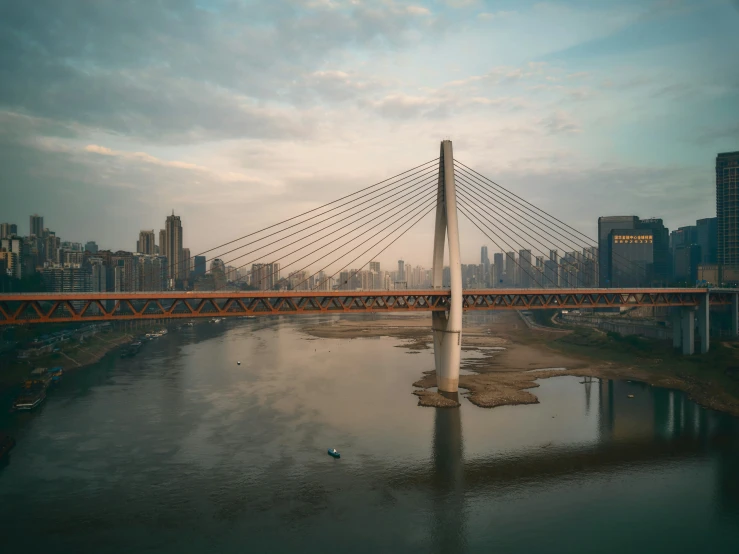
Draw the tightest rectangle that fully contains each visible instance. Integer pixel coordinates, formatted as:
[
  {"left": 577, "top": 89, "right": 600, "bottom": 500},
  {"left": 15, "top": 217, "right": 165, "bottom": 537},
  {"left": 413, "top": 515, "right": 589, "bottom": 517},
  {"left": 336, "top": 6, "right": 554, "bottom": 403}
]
[
  {"left": 13, "top": 389, "right": 46, "bottom": 411},
  {"left": 47, "top": 367, "right": 63, "bottom": 383},
  {"left": 0, "top": 433, "right": 15, "bottom": 460},
  {"left": 327, "top": 448, "right": 340, "bottom": 459}
]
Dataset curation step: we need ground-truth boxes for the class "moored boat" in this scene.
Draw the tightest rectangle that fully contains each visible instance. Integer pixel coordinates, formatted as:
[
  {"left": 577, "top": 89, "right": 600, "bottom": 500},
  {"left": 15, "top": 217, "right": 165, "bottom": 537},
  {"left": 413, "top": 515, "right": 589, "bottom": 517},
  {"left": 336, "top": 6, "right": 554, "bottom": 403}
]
[
  {"left": 47, "top": 367, "right": 63, "bottom": 383},
  {"left": 13, "top": 389, "right": 46, "bottom": 411}
]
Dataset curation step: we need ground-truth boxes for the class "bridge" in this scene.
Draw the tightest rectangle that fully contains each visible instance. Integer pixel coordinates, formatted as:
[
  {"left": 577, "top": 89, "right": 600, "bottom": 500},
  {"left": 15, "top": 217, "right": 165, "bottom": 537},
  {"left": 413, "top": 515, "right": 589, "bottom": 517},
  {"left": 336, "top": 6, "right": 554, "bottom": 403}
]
[{"left": 2, "top": 141, "right": 738, "bottom": 392}]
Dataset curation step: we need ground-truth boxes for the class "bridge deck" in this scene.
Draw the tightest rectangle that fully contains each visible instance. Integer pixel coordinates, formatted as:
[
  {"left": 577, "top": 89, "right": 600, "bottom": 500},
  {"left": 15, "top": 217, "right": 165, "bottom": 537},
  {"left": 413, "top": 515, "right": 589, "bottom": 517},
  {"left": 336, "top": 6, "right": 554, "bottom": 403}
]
[{"left": 0, "top": 288, "right": 733, "bottom": 325}]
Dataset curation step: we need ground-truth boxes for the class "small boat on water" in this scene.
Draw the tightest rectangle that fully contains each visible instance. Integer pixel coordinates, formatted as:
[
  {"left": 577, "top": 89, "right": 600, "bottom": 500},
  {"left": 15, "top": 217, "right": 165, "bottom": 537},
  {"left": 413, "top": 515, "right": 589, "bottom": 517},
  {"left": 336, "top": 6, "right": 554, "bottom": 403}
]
[{"left": 327, "top": 448, "right": 340, "bottom": 459}]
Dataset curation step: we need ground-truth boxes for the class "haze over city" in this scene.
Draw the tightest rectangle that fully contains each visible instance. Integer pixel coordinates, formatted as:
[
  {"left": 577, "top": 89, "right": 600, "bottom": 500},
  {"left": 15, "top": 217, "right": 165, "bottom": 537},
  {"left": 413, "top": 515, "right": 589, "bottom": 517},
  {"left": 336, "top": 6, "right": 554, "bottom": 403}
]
[{"left": 2, "top": 0, "right": 738, "bottom": 268}]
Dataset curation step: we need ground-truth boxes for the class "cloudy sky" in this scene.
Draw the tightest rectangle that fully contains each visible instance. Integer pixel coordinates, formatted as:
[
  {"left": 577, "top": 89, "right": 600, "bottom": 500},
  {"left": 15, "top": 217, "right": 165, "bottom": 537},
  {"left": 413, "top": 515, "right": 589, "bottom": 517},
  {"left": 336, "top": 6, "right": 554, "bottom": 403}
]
[{"left": 1, "top": 0, "right": 738, "bottom": 272}]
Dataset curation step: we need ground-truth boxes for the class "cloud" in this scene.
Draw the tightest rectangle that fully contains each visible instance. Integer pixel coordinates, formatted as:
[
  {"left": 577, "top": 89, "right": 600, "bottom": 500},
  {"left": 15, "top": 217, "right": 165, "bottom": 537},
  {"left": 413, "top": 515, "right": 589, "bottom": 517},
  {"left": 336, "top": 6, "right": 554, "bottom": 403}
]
[
  {"left": 0, "top": 0, "right": 433, "bottom": 144},
  {"left": 477, "top": 10, "right": 517, "bottom": 20},
  {"left": 406, "top": 6, "right": 431, "bottom": 16},
  {"left": 443, "top": 0, "right": 481, "bottom": 7},
  {"left": 83, "top": 145, "right": 207, "bottom": 172},
  {"left": 694, "top": 123, "right": 739, "bottom": 145},
  {"left": 540, "top": 111, "right": 581, "bottom": 134}
]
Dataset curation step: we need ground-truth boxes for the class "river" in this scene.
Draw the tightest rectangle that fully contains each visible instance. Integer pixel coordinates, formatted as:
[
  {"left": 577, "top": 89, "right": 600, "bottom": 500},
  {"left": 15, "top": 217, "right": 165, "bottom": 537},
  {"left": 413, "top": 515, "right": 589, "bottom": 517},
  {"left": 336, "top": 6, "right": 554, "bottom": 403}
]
[{"left": 1, "top": 314, "right": 739, "bottom": 553}]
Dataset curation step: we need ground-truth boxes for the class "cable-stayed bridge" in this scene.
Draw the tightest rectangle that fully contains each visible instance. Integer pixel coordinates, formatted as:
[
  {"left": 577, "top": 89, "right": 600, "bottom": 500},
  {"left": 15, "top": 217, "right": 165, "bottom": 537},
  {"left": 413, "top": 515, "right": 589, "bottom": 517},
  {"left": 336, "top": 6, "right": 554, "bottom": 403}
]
[{"left": 2, "top": 141, "right": 738, "bottom": 391}]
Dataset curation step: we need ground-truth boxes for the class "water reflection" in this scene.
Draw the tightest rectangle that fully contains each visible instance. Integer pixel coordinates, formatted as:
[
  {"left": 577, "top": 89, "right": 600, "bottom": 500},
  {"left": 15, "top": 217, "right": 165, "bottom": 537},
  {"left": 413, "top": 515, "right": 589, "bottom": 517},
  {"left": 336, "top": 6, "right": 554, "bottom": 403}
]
[
  {"left": 416, "top": 376, "right": 739, "bottom": 529},
  {"left": 431, "top": 391, "right": 465, "bottom": 554}
]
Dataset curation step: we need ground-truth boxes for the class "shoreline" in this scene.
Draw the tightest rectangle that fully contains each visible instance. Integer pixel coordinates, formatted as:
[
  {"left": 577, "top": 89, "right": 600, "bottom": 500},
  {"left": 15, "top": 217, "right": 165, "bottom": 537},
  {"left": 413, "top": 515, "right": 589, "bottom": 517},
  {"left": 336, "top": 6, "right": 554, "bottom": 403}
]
[
  {"left": 0, "top": 330, "right": 134, "bottom": 392},
  {"left": 302, "top": 313, "right": 739, "bottom": 417}
]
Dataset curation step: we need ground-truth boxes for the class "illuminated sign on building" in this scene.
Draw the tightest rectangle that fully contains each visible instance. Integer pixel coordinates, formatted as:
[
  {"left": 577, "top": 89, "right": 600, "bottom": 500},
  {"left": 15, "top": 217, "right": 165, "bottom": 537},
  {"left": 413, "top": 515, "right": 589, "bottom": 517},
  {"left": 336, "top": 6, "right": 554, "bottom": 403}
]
[{"left": 613, "top": 235, "right": 653, "bottom": 244}]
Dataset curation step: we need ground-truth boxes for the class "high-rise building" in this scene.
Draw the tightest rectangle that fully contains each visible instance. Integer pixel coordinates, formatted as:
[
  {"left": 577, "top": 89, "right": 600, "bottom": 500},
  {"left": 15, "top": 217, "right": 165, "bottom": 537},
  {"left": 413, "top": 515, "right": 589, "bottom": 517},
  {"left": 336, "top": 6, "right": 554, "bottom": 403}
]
[
  {"left": 0, "top": 238, "right": 23, "bottom": 279},
  {"left": 182, "top": 248, "right": 191, "bottom": 278},
  {"left": 89, "top": 257, "right": 107, "bottom": 292},
  {"left": 193, "top": 255, "right": 206, "bottom": 278},
  {"left": 250, "top": 262, "right": 280, "bottom": 290},
  {"left": 0, "top": 223, "right": 16, "bottom": 239},
  {"left": 369, "top": 261, "right": 380, "bottom": 274},
  {"left": 397, "top": 260, "right": 405, "bottom": 282},
  {"left": 164, "top": 212, "right": 183, "bottom": 282},
  {"left": 30, "top": 214, "right": 43, "bottom": 237},
  {"left": 159, "top": 229, "right": 167, "bottom": 258},
  {"left": 137, "top": 230, "right": 156, "bottom": 255},
  {"left": 696, "top": 217, "right": 718, "bottom": 265},
  {"left": 493, "top": 252, "right": 503, "bottom": 287},
  {"left": 85, "top": 241, "right": 98, "bottom": 254},
  {"left": 211, "top": 258, "right": 226, "bottom": 289},
  {"left": 504, "top": 251, "right": 516, "bottom": 285},
  {"left": 598, "top": 216, "right": 637, "bottom": 286},
  {"left": 481, "top": 246, "right": 490, "bottom": 286},
  {"left": 544, "top": 250, "right": 558, "bottom": 287},
  {"left": 717, "top": 151, "right": 739, "bottom": 268},
  {"left": 519, "top": 249, "right": 532, "bottom": 288},
  {"left": 598, "top": 216, "right": 669, "bottom": 286}
]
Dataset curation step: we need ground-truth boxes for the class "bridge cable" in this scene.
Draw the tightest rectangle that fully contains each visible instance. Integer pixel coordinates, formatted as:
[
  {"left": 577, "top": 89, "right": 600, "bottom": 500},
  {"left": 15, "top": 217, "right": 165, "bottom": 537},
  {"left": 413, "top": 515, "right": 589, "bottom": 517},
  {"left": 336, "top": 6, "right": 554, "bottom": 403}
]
[
  {"left": 455, "top": 171, "right": 598, "bottom": 271},
  {"left": 184, "top": 173, "right": 438, "bottom": 287},
  {"left": 115, "top": 161, "right": 439, "bottom": 293},
  {"left": 454, "top": 161, "right": 650, "bottom": 282},
  {"left": 455, "top": 181, "right": 588, "bottom": 287},
  {"left": 214, "top": 187, "right": 439, "bottom": 293},
  {"left": 455, "top": 163, "right": 649, "bottom": 282},
  {"left": 456, "top": 198, "right": 558, "bottom": 289},
  {"left": 304, "top": 197, "right": 438, "bottom": 292},
  {"left": 212, "top": 183, "right": 438, "bottom": 292}
]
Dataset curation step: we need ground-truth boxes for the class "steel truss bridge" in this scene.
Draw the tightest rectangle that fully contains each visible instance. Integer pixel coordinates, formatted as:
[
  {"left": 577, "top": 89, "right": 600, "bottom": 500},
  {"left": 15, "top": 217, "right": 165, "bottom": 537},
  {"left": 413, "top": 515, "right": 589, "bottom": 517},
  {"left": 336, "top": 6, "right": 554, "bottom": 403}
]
[{"left": 0, "top": 288, "right": 734, "bottom": 325}]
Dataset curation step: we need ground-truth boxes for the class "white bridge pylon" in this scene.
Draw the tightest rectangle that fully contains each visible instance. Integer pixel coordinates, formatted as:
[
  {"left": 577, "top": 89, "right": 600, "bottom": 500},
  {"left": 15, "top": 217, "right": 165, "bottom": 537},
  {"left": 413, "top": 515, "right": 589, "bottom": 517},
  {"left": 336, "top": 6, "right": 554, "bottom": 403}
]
[{"left": 432, "top": 140, "right": 463, "bottom": 393}]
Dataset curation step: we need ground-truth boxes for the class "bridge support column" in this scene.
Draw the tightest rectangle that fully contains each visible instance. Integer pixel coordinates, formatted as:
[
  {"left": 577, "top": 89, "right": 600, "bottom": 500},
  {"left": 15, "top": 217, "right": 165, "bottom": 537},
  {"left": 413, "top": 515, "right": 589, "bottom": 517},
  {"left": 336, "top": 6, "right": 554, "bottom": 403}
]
[
  {"left": 432, "top": 140, "right": 463, "bottom": 393},
  {"left": 732, "top": 294, "right": 739, "bottom": 337},
  {"left": 697, "top": 293, "right": 710, "bottom": 354},
  {"left": 671, "top": 308, "right": 682, "bottom": 349},
  {"left": 681, "top": 307, "right": 695, "bottom": 356}
]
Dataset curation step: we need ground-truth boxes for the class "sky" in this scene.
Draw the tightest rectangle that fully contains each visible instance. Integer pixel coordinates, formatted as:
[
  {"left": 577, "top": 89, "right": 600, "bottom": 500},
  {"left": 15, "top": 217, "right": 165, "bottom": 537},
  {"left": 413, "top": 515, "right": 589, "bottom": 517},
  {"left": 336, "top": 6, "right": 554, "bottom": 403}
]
[{"left": 1, "top": 0, "right": 738, "bottom": 272}]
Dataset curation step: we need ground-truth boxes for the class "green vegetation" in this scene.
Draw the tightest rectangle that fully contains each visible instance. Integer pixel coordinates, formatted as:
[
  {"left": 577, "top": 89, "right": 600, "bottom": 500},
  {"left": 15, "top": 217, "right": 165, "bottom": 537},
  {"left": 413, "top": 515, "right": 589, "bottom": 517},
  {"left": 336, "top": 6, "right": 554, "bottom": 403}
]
[
  {"left": 529, "top": 309, "right": 559, "bottom": 328},
  {"left": 552, "top": 326, "right": 739, "bottom": 398}
]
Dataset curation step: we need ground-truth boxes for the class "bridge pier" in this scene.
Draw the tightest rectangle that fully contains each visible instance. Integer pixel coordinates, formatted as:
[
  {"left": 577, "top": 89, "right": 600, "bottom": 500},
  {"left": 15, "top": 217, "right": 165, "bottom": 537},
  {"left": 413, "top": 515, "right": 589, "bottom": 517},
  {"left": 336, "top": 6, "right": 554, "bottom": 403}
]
[
  {"left": 698, "top": 292, "right": 710, "bottom": 354},
  {"left": 681, "top": 307, "right": 695, "bottom": 355},
  {"left": 432, "top": 140, "right": 463, "bottom": 393},
  {"left": 672, "top": 309, "right": 682, "bottom": 349}
]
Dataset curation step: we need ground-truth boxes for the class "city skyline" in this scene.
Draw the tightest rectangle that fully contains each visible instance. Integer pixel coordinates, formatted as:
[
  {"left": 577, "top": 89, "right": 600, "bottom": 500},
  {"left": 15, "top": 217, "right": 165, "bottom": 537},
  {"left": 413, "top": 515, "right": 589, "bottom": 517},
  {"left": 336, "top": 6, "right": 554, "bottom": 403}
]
[{"left": 1, "top": 1, "right": 738, "bottom": 263}]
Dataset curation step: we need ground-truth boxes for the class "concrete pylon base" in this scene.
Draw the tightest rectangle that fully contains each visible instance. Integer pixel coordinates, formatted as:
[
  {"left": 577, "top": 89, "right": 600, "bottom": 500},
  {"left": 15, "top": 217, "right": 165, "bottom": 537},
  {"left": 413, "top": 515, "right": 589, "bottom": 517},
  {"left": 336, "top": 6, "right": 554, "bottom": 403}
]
[{"left": 433, "top": 313, "right": 461, "bottom": 393}]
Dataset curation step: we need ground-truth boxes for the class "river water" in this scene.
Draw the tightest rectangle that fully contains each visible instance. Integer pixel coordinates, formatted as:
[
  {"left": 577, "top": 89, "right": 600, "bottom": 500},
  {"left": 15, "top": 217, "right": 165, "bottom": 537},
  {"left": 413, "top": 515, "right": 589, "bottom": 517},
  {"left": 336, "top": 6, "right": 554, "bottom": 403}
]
[{"left": 1, "top": 314, "right": 739, "bottom": 553}]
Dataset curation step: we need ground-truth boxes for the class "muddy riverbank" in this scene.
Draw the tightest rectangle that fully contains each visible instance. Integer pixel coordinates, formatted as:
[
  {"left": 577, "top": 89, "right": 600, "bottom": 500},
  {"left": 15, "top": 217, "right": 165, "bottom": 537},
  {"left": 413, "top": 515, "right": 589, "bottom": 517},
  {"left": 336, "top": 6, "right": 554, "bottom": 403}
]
[
  {"left": 302, "top": 312, "right": 739, "bottom": 416},
  {"left": 0, "top": 331, "right": 134, "bottom": 390}
]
